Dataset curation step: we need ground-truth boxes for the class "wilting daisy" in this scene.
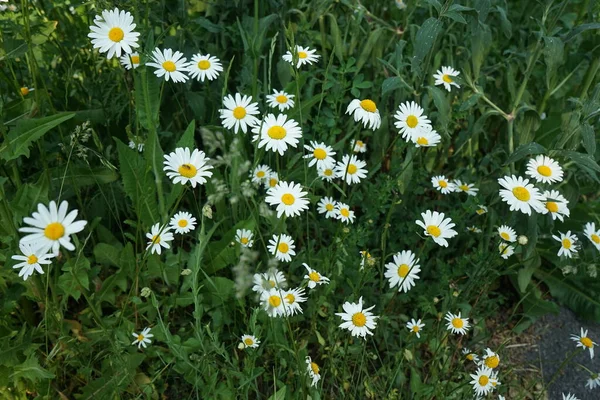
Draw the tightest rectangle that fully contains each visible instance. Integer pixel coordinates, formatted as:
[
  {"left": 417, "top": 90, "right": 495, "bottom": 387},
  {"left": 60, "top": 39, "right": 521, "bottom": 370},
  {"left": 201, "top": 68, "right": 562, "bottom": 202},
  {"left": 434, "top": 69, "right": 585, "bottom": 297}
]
[
  {"left": 433, "top": 66, "right": 460, "bottom": 92},
  {"left": 585, "top": 373, "right": 600, "bottom": 389},
  {"left": 412, "top": 126, "right": 441, "bottom": 148},
  {"left": 306, "top": 356, "right": 321, "bottom": 387},
  {"left": 384, "top": 250, "right": 421, "bottom": 293},
  {"left": 584, "top": 222, "right": 600, "bottom": 251},
  {"left": 239, "top": 334, "right": 260, "bottom": 349},
  {"left": 394, "top": 101, "right": 432, "bottom": 140},
  {"left": 260, "top": 288, "right": 286, "bottom": 317},
  {"left": 335, "top": 154, "right": 367, "bottom": 185},
  {"left": 88, "top": 7, "right": 139, "bottom": 59},
  {"left": 169, "top": 211, "right": 196, "bottom": 234},
  {"left": 335, "top": 202, "right": 355, "bottom": 224},
  {"left": 453, "top": 179, "right": 478, "bottom": 196},
  {"left": 235, "top": 229, "right": 254, "bottom": 248},
  {"left": 466, "top": 226, "right": 482, "bottom": 233},
  {"left": 351, "top": 139, "right": 367, "bottom": 153},
  {"left": 481, "top": 348, "right": 500, "bottom": 369},
  {"left": 498, "top": 175, "right": 546, "bottom": 215},
  {"left": 250, "top": 164, "right": 272, "bottom": 184},
  {"left": 147, "top": 48, "right": 189, "bottom": 83},
  {"left": 267, "top": 234, "right": 296, "bottom": 262},
  {"left": 445, "top": 311, "right": 470, "bottom": 335},
  {"left": 11, "top": 242, "right": 54, "bottom": 281},
  {"left": 415, "top": 210, "right": 457, "bottom": 247},
  {"left": 282, "top": 45, "right": 320, "bottom": 68},
  {"left": 317, "top": 197, "right": 339, "bottom": 219},
  {"left": 303, "top": 263, "right": 330, "bottom": 289},
  {"left": 462, "top": 348, "right": 480, "bottom": 363},
  {"left": 318, "top": 166, "right": 339, "bottom": 182},
  {"left": 252, "top": 268, "right": 287, "bottom": 293},
  {"left": 541, "top": 190, "right": 570, "bottom": 222},
  {"left": 562, "top": 393, "right": 579, "bottom": 400},
  {"left": 163, "top": 147, "right": 213, "bottom": 188},
  {"left": 359, "top": 250, "right": 373, "bottom": 270},
  {"left": 571, "top": 327, "right": 597, "bottom": 359},
  {"left": 282, "top": 287, "right": 307, "bottom": 316},
  {"left": 476, "top": 205, "right": 488, "bottom": 215},
  {"left": 145, "top": 223, "right": 174, "bottom": 255},
  {"left": 19, "top": 200, "right": 87, "bottom": 255},
  {"left": 131, "top": 327, "right": 153, "bottom": 349},
  {"left": 303, "top": 141, "right": 336, "bottom": 169},
  {"left": 526, "top": 155, "right": 564, "bottom": 184},
  {"left": 264, "top": 172, "right": 280, "bottom": 190},
  {"left": 219, "top": 93, "right": 260, "bottom": 134},
  {"left": 20, "top": 87, "right": 34, "bottom": 96},
  {"left": 187, "top": 53, "right": 222, "bottom": 82},
  {"left": 552, "top": 231, "right": 578, "bottom": 258},
  {"left": 266, "top": 89, "right": 295, "bottom": 111},
  {"left": 265, "top": 181, "right": 309, "bottom": 218},
  {"left": 498, "top": 225, "right": 517, "bottom": 242},
  {"left": 470, "top": 366, "right": 494, "bottom": 397},
  {"left": 119, "top": 52, "right": 140, "bottom": 69},
  {"left": 406, "top": 319, "right": 425, "bottom": 338},
  {"left": 431, "top": 175, "right": 456, "bottom": 194},
  {"left": 498, "top": 242, "right": 515, "bottom": 259},
  {"left": 253, "top": 113, "right": 302, "bottom": 156},
  {"left": 490, "top": 371, "right": 501, "bottom": 389},
  {"left": 336, "top": 297, "right": 378, "bottom": 339},
  {"left": 346, "top": 99, "right": 381, "bottom": 130}
]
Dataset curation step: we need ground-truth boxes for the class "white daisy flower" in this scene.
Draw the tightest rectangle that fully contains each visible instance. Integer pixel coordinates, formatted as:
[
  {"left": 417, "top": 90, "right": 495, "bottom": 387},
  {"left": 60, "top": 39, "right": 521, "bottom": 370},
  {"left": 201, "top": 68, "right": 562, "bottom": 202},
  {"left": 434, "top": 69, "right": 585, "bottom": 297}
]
[
  {"left": 282, "top": 45, "right": 320, "bottom": 68},
  {"left": 584, "top": 222, "right": 600, "bottom": 251},
  {"left": 19, "top": 200, "right": 88, "bottom": 255},
  {"left": 335, "top": 154, "right": 367, "bottom": 185},
  {"left": 219, "top": 93, "right": 260, "bottom": 134},
  {"left": 336, "top": 296, "right": 378, "bottom": 339},
  {"left": 260, "top": 288, "right": 286, "bottom": 317},
  {"left": 476, "top": 205, "right": 488, "bottom": 215},
  {"left": 359, "top": 250, "right": 373, "bottom": 270},
  {"left": 498, "top": 175, "right": 546, "bottom": 215},
  {"left": 250, "top": 164, "right": 272, "bottom": 184},
  {"left": 187, "top": 53, "right": 222, "bottom": 82},
  {"left": 552, "top": 231, "right": 578, "bottom": 258},
  {"left": 235, "top": 229, "right": 254, "bottom": 248},
  {"left": 88, "top": 7, "right": 139, "bottom": 59},
  {"left": 415, "top": 210, "right": 457, "bottom": 247},
  {"left": 412, "top": 126, "right": 441, "bottom": 148},
  {"left": 303, "top": 141, "right": 336, "bottom": 169},
  {"left": 303, "top": 263, "right": 330, "bottom": 289},
  {"left": 163, "top": 147, "right": 213, "bottom": 188},
  {"left": 282, "top": 287, "right": 307, "bottom": 316},
  {"left": 169, "top": 211, "right": 196, "bottom": 234},
  {"left": 490, "top": 370, "right": 501, "bottom": 389},
  {"left": 462, "top": 348, "right": 480, "bottom": 363},
  {"left": 384, "top": 250, "right": 421, "bottom": 293},
  {"left": 351, "top": 139, "right": 367, "bottom": 153},
  {"left": 541, "top": 190, "right": 570, "bottom": 222},
  {"left": 466, "top": 226, "right": 482, "bottom": 233},
  {"left": 346, "top": 99, "right": 381, "bottom": 130},
  {"left": 239, "top": 334, "right": 260, "bottom": 349},
  {"left": 306, "top": 356, "right": 321, "bottom": 387},
  {"left": 146, "top": 48, "right": 189, "bottom": 83},
  {"left": 317, "top": 196, "right": 339, "bottom": 219},
  {"left": 431, "top": 175, "right": 456, "bottom": 194},
  {"left": 470, "top": 366, "right": 494, "bottom": 397},
  {"left": 266, "top": 89, "right": 295, "bottom": 111},
  {"left": 252, "top": 113, "right": 302, "bottom": 156},
  {"left": 571, "top": 327, "right": 597, "bottom": 359},
  {"left": 563, "top": 393, "right": 580, "bottom": 400},
  {"left": 264, "top": 171, "right": 280, "bottom": 190},
  {"left": 265, "top": 181, "right": 310, "bottom": 218},
  {"left": 318, "top": 166, "right": 339, "bottom": 182},
  {"left": 119, "top": 52, "right": 140, "bottom": 69},
  {"left": 11, "top": 242, "right": 54, "bottom": 281},
  {"left": 499, "top": 242, "right": 515, "bottom": 259},
  {"left": 251, "top": 268, "right": 287, "bottom": 294},
  {"left": 406, "top": 318, "right": 425, "bottom": 338},
  {"left": 585, "top": 373, "right": 600, "bottom": 389},
  {"left": 393, "top": 101, "right": 432, "bottom": 141},
  {"left": 131, "top": 327, "right": 153, "bottom": 349},
  {"left": 433, "top": 66, "right": 460, "bottom": 92},
  {"left": 445, "top": 311, "right": 470, "bottom": 335},
  {"left": 335, "top": 202, "right": 355, "bottom": 224},
  {"left": 525, "top": 155, "right": 564, "bottom": 184},
  {"left": 481, "top": 348, "right": 500, "bottom": 369},
  {"left": 145, "top": 223, "right": 174, "bottom": 255},
  {"left": 498, "top": 225, "right": 517, "bottom": 242},
  {"left": 453, "top": 179, "right": 478, "bottom": 196},
  {"left": 267, "top": 234, "right": 296, "bottom": 262}
]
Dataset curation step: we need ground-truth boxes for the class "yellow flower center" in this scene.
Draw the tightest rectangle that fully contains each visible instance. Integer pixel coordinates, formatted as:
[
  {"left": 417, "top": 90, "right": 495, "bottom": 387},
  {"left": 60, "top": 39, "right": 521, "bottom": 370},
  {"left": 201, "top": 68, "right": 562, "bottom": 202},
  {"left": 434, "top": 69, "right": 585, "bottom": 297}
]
[
  {"left": 269, "top": 178, "right": 278, "bottom": 187},
  {"left": 44, "top": 222, "right": 65, "bottom": 240},
  {"left": 459, "top": 184, "right": 469, "bottom": 192},
  {"left": 20, "top": 87, "right": 29, "bottom": 95},
  {"left": 197, "top": 60, "right": 210, "bottom": 70},
  {"left": 340, "top": 208, "right": 350, "bottom": 218},
  {"left": 512, "top": 186, "right": 530, "bottom": 201},
  {"left": 352, "top": 312, "right": 367, "bottom": 327},
  {"left": 347, "top": 164, "right": 358, "bottom": 175},
  {"left": 162, "top": 61, "right": 176, "bottom": 72},
  {"left": 131, "top": 55, "right": 140, "bottom": 64},
  {"left": 27, "top": 254, "right": 38, "bottom": 264},
  {"left": 108, "top": 27, "right": 125, "bottom": 42},
  {"left": 267, "top": 126, "right": 287, "bottom": 139},
  {"left": 500, "top": 232, "right": 510, "bottom": 241},
  {"left": 285, "top": 293, "right": 295, "bottom": 304},
  {"left": 397, "top": 264, "right": 409, "bottom": 278},
  {"left": 416, "top": 137, "right": 428, "bottom": 146},
  {"left": 562, "top": 239, "right": 572, "bottom": 249},
  {"left": 151, "top": 235, "right": 160, "bottom": 245},
  {"left": 478, "top": 375, "right": 489, "bottom": 386},
  {"left": 412, "top": 326, "right": 420, "bottom": 333},
  {"left": 311, "top": 362, "right": 320, "bottom": 375},
  {"left": 313, "top": 148, "right": 326, "bottom": 160},
  {"left": 233, "top": 106, "right": 246, "bottom": 119},
  {"left": 485, "top": 355, "right": 499, "bottom": 369},
  {"left": 426, "top": 225, "right": 441, "bottom": 238},
  {"left": 137, "top": 334, "right": 144, "bottom": 341},
  {"left": 178, "top": 163, "right": 197, "bottom": 178},
  {"left": 451, "top": 318, "right": 463, "bottom": 328},
  {"left": 281, "top": 193, "right": 295, "bottom": 206},
  {"left": 439, "top": 180, "right": 448, "bottom": 188},
  {"left": 269, "top": 280, "right": 276, "bottom": 287},
  {"left": 276, "top": 95, "right": 287, "bottom": 104},
  {"left": 309, "top": 271, "right": 320, "bottom": 282},
  {"left": 466, "top": 354, "right": 474, "bottom": 361},
  {"left": 537, "top": 165, "right": 552, "bottom": 177},
  {"left": 178, "top": 219, "right": 188, "bottom": 228},
  {"left": 546, "top": 201, "right": 559, "bottom": 213},
  {"left": 442, "top": 74, "right": 453, "bottom": 83},
  {"left": 278, "top": 242, "right": 289, "bottom": 253},
  {"left": 298, "top": 51, "right": 307, "bottom": 59},
  {"left": 244, "top": 338, "right": 254, "bottom": 345},
  {"left": 356, "top": 140, "right": 364, "bottom": 147},
  {"left": 324, "top": 169, "right": 333, "bottom": 176},
  {"left": 268, "top": 295, "right": 281, "bottom": 307},
  {"left": 406, "top": 115, "right": 418, "bottom": 128},
  {"left": 581, "top": 337, "right": 593, "bottom": 348},
  {"left": 325, "top": 203, "right": 334, "bottom": 211},
  {"left": 240, "top": 237, "right": 249, "bottom": 245},
  {"left": 256, "top": 170, "right": 265, "bottom": 178},
  {"left": 592, "top": 234, "right": 600, "bottom": 244},
  {"left": 360, "top": 99, "right": 377, "bottom": 113}
]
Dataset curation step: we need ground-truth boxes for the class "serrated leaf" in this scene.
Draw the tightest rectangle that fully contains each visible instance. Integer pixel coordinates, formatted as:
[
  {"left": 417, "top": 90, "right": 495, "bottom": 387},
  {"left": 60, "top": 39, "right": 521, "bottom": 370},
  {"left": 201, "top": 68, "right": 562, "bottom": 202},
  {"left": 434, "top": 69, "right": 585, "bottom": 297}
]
[
  {"left": 561, "top": 150, "right": 600, "bottom": 181},
  {"left": 11, "top": 356, "right": 55, "bottom": 383},
  {"left": 57, "top": 257, "right": 90, "bottom": 301},
  {"left": 471, "top": 23, "right": 492, "bottom": 79},
  {"left": 504, "top": 142, "right": 546, "bottom": 165},
  {"left": 581, "top": 123, "right": 596, "bottom": 155}
]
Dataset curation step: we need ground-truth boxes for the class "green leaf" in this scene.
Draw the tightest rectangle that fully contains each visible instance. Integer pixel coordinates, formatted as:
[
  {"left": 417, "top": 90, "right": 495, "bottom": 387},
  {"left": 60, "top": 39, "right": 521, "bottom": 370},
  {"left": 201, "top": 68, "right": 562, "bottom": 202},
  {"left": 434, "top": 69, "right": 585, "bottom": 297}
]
[
  {"left": 427, "top": 86, "right": 450, "bottom": 132},
  {"left": 444, "top": 11, "right": 467, "bottom": 24},
  {"left": 382, "top": 76, "right": 403, "bottom": 96},
  {"left": 94, "top": 243, "right": 121, "bottom": 267},
  {"left": 1, "top": 113, "right": 75, "bottom": 161},
  {"left": 267, "top": 386, "right": 287, "bottom": 400},
  {"left": 11, "top": 356, "right": 55, "bottom": 383},
  {"left": 327, "top": 13, "right": 344, "bottom": 64},
  {"left": 561, "top": 150, "right": 600, "bottom": 173},
  {"left": 470, "top": 23, "right": 492, "bottom": 79},
  {"left": 134, "top": 68, "right": 160, "bottom": 131},
  {"left": 357, "top": 28, "right": 384, "bottom": 72},
  {"left": 543, "top": 37, "right": 564, "bottom": 89},
  {"left": 50, "top": 165, "right": 118, "bottom": 189},
  {"left": 411, "top": 18, "right": 442, "bottom": 73},
  {"left": 503, "top": 142, "right": 546, "bottom": 165},
  {"left": 563, "top": 22, "right": 600, "bottom": 42},
  {"left": 177, "top": 120, "right": 196, "bottom": 149},
  {"left": 581, "top": 123, "right": 596, "bottom": 155},
  {"left": 459, "top": 93, "right": 481, "bottom": 111},
  {"left": 57, "top": 257, "right": 91, "bottom": 301},
  {"left": 409, "top": 367, "right": 422, "bottom": 394}
]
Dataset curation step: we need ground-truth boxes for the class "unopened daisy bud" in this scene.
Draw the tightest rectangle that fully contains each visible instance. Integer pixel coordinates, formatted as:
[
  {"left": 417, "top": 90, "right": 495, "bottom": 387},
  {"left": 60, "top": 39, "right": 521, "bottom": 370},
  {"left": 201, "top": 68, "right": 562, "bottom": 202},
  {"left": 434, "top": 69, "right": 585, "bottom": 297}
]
[
  {"left": 181, "top": 268, "right": 192, "bottom": 276},
  {"left": 518, "top": 235, "right": 528, "bottom": 245},
  {"left": 588, "top": 265, "right": 598, "bottom": 278},
  {"left": 202, "top": 204, "right": 213, "bottom": 219},
  {"left": 433, "top": 297, "right": 439, "bottom": 303},
  {"left": 453, "top": 291, "right": 459, "bottom": 297},
  {"left": 140, "top": 287, "right": 152, "bottom": 297}
]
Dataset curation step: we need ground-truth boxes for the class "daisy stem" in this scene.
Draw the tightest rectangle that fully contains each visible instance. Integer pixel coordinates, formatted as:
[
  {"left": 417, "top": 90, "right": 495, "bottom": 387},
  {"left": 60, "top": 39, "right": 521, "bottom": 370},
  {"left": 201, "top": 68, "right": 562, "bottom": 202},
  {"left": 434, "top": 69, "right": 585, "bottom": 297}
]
[{"left": 541, "top": 347, "right": 583, "bottom": 398}]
